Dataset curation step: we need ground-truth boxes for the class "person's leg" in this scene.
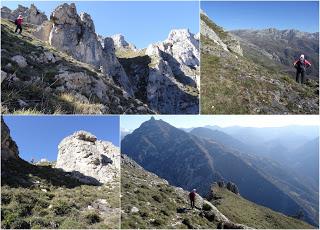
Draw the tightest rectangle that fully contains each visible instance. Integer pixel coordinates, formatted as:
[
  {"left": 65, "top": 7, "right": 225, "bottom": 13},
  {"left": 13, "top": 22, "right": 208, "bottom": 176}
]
[
  {"left": 296, "top": 71, "right": 300, "bottom": 83},
  {"left": 301, "top": 71, "right": 305, "bottom": 84},
  {"left": 18, "top": 25, "right": 22, "bottom": 34},
  {"left": 15, "top": 25, "right": 18, "bottom": 33}
]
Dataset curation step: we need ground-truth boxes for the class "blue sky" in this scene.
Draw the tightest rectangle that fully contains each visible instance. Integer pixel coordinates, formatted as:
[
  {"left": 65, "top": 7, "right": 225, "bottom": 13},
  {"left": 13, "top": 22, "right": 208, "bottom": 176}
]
[
  {"left": 201, "top": 1, "right": 319, "bottom": 32},
  {"left": 121, "top": 115, "right": 320, "bottom": 131},
  {"left": 4, "top": 1, "right": 199, "bottom": 48},
  {"left": 3, "top": 116, "right": 119, "bottom": 162}
]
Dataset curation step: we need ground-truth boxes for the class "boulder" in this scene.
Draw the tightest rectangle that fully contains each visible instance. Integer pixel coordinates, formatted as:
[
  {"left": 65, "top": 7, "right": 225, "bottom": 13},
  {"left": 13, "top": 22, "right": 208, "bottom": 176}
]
[
  {"left": 55, "top": 130, "right": 120, "bottom": 184},
  {"left": 11, "top": 55, "right": 27, "bottom": 68}
]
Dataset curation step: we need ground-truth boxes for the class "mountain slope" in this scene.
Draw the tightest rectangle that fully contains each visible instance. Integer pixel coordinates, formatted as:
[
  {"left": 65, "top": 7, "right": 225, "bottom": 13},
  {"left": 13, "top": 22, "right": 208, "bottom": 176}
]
[
  {"left": 190, "top": 127, "right": 251, "bottom": 153},
  {"left": 1, "top": 118, "right": 120, "bottom": 229},
  {"left": 200, "top": 12, "right": 319, "bottom": 114},
  {"left": 121, "top": 154, "right": 313, "bottom": 229},
  {"left": 208, "top": 185, "right": 314, "bottom": 229},
  {"left": 189, "top": 125, "right": 319, "bottom": 226},
  {"left": 1, "top": 3, "right": 199, "bottom": 114},
  {"left": 1, "top": 18, "right": 152, "bottom": 114},
  {"left": 121, "top": 117, "right": 317, "bottom": 226},
  {"left": 231, "top": 29, "right": 319, "bottom": 80}
]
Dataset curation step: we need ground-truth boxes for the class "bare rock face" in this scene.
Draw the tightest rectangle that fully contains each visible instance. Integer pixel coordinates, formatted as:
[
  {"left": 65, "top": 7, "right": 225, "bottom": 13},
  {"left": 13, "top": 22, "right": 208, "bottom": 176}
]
[
  {"left": 143, "top": 29, "right": 199, "bottom": 114},
  {"left": 146, "top": 29, "right": 200, "bottom": 88},
  {"left": 1, "top": 4, "right": 47, "bottom": 25},
  {"left": 111, "top": 34, "right": 136, "bottom": 51},
  {"left": 56, "top": 131, "right": 120, "bottom": 184},
  {"left": 1, "top": 117, "right": 19, "bottom": 161},
  {"left": 33, "top": 21, "right": 53, "bottom": 41},
  {"left": 200, "top": 12, "right": 243, "bottom": 57},
  {"left": 35, "top": 3, "right": 133, "bottom": 96}
]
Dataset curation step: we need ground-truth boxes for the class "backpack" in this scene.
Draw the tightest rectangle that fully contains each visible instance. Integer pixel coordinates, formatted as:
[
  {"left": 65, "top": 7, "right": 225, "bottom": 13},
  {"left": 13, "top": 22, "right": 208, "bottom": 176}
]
[{"left": 14, "top": 19, "right": 18, "bottom": 25}]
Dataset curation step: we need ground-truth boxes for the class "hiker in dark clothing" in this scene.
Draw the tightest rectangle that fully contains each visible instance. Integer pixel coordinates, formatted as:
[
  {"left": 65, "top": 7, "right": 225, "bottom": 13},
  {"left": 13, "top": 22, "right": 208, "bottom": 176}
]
[
  {"left": 293, "top": 54, "right": 311, "bottom": 84},
  {"left": 189, "top": 189, "right": 196, "bottom": 209},
  {"left": 15, "top": 15, "right": 23, "bottom": 34}
]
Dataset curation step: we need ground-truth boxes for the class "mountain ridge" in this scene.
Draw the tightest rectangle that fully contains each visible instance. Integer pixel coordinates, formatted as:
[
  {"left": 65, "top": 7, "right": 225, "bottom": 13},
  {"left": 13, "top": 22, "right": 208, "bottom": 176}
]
[{"left": 121, "top": 117, "right": 318, "bottom": 226}]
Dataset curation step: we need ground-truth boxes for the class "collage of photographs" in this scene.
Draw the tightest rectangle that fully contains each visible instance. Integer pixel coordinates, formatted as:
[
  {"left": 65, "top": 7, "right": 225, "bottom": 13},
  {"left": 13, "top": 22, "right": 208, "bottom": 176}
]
[{"left": 0, "top": 0, "right": 319, "bottom": 229}]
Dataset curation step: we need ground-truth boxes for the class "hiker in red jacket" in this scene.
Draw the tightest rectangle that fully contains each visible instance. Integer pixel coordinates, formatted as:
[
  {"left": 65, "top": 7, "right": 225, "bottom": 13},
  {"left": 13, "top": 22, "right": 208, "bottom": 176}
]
[
  {"left": 15, "top": 15, "right": 23, "bottom": 34},
  {"left": 189, "top": 189, "right": 196, "bottom": 209},
  {"left": 293, "top": 54, "right": 311, "bottom": 84}
]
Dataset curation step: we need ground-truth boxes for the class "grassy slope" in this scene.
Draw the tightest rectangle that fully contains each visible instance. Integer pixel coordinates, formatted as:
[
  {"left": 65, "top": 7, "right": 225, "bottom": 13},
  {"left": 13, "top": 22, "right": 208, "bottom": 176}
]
[
  {"left": 200, "top": 17, "right": 319, "bottom": 114},
  {"left": 1, "top": 19, "right": 151, "bottom": 114},
  {"left": 121, "top": 156, "right": 219, "bottom": 229},
  {"left": 1, "top": 158, "right": 120, "bottom": 229},
  {"left": 210, "top": 186, "right": 314, "bottom": 229}
]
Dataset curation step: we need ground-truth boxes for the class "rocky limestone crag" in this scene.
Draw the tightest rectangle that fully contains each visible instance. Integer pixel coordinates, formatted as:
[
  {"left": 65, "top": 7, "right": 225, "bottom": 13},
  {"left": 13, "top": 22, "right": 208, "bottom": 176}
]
[
  {"left": 111, "top": 34, "right": 137, "bottom": 51},
  {"left": 2, "top": 3, "right": 199, "bottom": 114},
  {"left": 56, "top": 130, "right": 120, "bottom": 184},
  {"left": 200, "top": 11, "right": 243, "bottom": 57},
  {"left": 146, "top": 29, "right": 200, "bottom": 87},
  {"left": 34, "top": 3, "right": 133, "bottom": 96},
  {"left": 1, "top": 4, "right": 47, "bottom": 25},
  {"left": 137, "top": 29, "right": 199, "bottom": 114},
  {"left": 1, "top": 117, "right": 19, "bottom": 161}
]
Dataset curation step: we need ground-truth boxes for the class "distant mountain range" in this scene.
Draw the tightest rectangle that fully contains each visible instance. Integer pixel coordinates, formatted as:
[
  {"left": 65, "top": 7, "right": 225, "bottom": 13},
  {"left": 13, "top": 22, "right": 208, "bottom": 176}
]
[
  {"left": 121, "top": 117, "right": 319, "bottom": 226},
  {"left": 121, "top": 154, "right": 314, "bottom": 229},
  {"left": 231, "top": 29, "right": 319, "bottom": 80}
]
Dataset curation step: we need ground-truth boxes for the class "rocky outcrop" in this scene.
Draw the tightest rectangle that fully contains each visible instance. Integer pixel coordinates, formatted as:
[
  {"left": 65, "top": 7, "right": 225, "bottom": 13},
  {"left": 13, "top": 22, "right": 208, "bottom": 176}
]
[
  {"left": 111, "top": 34, "right": 136, "bottom": 51},
  {"left": 34, "top": 3, "right": 133, "bottom": 96},
  {"left": 56, "top": 131, "right": 120, "bottom": 184},
  {"left": 146, "top": 29, "right": 200, "bottom": 87},
  {"left": 1, "top": 4, "right": 47, "bottom": 25},
  {"left": 1, "top": 117, "right": 19, "bottom": 161},
  {"left": 138, "top": 29, "right": 199, "bottom": 114},
  {"left": 200, "top": 12, "right": 243, "bottom": 57}
]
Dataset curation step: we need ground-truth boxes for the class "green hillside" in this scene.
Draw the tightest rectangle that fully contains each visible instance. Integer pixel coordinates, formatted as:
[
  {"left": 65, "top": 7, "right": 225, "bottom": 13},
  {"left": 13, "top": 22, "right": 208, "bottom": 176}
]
[
  {"left": 1, "top": 158, "right": 120, "bottom": 229},
  {"left": 200, "top": 13, "right": 319, "bottom": 114},
  {"left": 209, "top": 186, "right": 314, "bottom": 229}
]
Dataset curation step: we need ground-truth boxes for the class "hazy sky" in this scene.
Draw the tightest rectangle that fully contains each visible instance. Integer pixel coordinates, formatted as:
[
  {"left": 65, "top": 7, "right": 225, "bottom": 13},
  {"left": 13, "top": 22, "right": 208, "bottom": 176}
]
[
  {"left": 3, "top": 116, "right": 119, "bottom": 162},
  {"left": 121, "top": 115, "right": 320, "bottom": 131},
  {"left": 201, "top": 1, "right": 319, "bottom": 32},
  {"left": 4, "top": 1, "right": 199, "bottom": 48}
]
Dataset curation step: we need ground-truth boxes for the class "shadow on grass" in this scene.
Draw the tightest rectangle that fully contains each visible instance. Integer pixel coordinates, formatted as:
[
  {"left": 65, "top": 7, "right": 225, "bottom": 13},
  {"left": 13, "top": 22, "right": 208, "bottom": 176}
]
[{"left": 1, "top": 158, "right": 101, "bottom": 188}]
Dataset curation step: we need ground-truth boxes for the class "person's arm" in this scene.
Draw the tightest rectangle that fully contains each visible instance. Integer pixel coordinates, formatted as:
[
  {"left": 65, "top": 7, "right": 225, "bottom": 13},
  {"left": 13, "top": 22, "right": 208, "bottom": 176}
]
[
  {"left": 305, "top": 60, "right": 311, "bottom": 67},
  {"left": 293, "top": 60, "right": 298, "bottom": 66}
]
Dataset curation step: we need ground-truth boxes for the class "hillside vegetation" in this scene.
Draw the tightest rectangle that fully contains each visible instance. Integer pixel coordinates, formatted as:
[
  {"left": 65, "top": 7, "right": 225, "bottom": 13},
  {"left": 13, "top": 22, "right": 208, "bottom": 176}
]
[
  {"left": 209, "top": 186, "right": 314, "bottom": 229},
  {"left": 1, "top": 18, "right": 152, "bottom": 114},
  {"left": 200, "top": 13, "right": 319, "bottom": 114},
  {"left": 1, "top": 158, "right": 120, "bottom": 229}
]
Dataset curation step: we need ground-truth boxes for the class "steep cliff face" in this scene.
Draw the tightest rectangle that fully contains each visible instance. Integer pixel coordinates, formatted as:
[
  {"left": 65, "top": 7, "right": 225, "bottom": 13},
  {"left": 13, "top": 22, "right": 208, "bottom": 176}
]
[
  {"left": 200, "top": 11, "right": 319, "bottom": 114},
  {"left": 56, "top": 130, "right": 120, "bottom": 185},
  {"left": 35, "top": 3, "right": 133, "bottom": 96},
  {"left": 1, "top": 117, "right": 19, "bottom": 161}
]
